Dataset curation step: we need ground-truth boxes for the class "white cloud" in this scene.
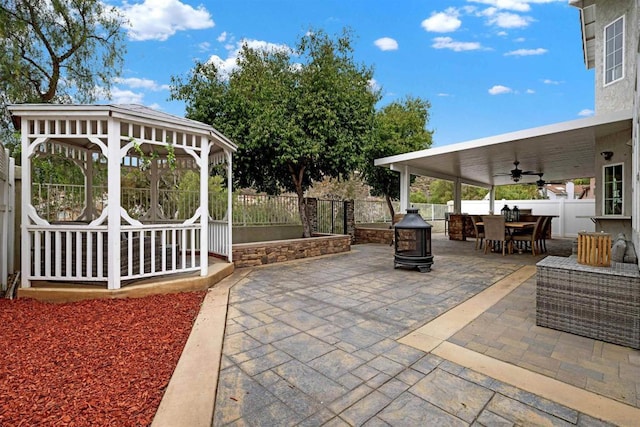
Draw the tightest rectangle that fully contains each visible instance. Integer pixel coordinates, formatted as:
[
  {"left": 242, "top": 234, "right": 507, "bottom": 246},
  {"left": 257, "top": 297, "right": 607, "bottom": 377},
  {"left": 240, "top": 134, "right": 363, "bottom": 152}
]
[
  {"left": 543, "top": 78, "right": 561, "bottom": 84},
  {"left": 432, "top": 37, "right": 482, "bottom": 52},
  {"left": 198, "top": 42, "right": 211, "bottom": 52},
  {"left": 514, "top": 37, "right": 526, "bottom": 42},
  {"left": 467, "top": 0, "right": 565, "bottom": 12},
  {"left": 217, "top": 31, "right": 228, "bottom": 43},
  {"left": 207, "top": 39, "right": 292, "bottom": 79},
  {"left": 578, "top": 109, "right": 595, "bottom": 117},
  {"left": 497, "top": 31, "right": 508, "bottom": 36},
  {"left": 108, "top": 87, "right": 146, "bottom": 104},
  {"left": 487, "top": 11, "right": 533, "bottom": 28},
  {"left": 368, "top": 78, "right": 381, "bottom": 92},
  {"left": 121, "top": 0, "right": 214, "bottom": 42},
  {"left": 421, "top": 8, "right": 462, "bottom": 33},
  {"left": 526, "top": 89, "right": 535, "bottom": 94},
  {"left": 114, "top": 77, "right": 169, "bottom": 91},
  {"left": 505, "top": 47, "right": 547, "bottom": 56},
  {"left": 468, "top": 0, "right": 531, "bottom": 12},
  {"left": 374, "top": 37, "right": 399, "bottom": 51},
  {"left": 437, "top": 93, "right": 452, "bottom": 97},
  {"left": 488, "top": 85, "right": 513, "bottom": 95}
]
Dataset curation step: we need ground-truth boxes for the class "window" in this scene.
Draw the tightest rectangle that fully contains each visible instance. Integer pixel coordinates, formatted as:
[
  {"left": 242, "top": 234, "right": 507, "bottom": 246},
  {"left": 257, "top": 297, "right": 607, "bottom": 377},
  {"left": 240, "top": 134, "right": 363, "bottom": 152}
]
[
  {"left": 604, "top": 16, "right": 624, "bottom": 85},
  {"left": 603, "top": 163, "right": 623, "bottom": 215}
]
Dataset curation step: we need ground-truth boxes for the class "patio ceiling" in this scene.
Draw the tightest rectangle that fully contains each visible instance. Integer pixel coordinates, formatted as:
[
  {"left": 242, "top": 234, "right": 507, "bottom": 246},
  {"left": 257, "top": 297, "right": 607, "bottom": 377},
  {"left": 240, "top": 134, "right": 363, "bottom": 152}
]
[{"left": 374, "top": 110, "right": 632, "bottom": 188}]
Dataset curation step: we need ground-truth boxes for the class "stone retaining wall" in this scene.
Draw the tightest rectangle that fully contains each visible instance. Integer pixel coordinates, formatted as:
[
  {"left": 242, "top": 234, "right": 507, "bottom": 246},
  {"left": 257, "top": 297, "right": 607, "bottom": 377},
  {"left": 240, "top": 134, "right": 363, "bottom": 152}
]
[
  {"left": 354, "top": 227, "right": 394, "bottom": 245},
  {"left": 232, "top": 234, "right": 351, "bottom": 268}
]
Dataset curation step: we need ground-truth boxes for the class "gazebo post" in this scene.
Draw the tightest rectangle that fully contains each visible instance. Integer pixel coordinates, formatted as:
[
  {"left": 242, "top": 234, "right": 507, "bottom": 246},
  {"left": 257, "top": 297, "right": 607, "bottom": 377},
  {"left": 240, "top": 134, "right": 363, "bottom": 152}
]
[
  {"left": 199, "top": 140, "right": 211, "bottom": 276},
  {"left": 20, "top": 118, "right": 31, "bottom": 289},
  {"left": 106, "top": 117, "right": 122, "bottom": 290},
  {"left": 150, "top": 159, "right": 159, "bottom": 222},
  {"left": 83, "top": 153, "right": 94, "bottom": 221}
]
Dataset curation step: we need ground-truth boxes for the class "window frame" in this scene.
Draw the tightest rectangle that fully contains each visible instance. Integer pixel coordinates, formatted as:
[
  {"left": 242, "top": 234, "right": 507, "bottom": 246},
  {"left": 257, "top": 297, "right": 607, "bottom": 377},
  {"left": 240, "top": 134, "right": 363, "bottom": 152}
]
[
  {"left": 602, "top": 162, "right": 624, "bottom": 216},
  {"left": 603, "top": 15, "right": 625, "bottom": 87}
]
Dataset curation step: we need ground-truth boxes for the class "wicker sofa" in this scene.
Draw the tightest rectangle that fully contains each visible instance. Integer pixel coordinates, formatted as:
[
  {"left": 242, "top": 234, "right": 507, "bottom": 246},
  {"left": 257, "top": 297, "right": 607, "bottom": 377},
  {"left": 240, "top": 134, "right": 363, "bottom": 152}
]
[{"left": 536, "top": 256, "right": 640, "bottom": 349}]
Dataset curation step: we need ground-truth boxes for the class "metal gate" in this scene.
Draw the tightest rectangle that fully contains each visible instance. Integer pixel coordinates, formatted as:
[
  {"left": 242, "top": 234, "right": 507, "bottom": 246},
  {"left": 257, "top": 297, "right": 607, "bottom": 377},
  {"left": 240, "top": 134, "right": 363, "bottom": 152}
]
[{"left": 316, "top": 199, "right": 346, "bottom": 234}]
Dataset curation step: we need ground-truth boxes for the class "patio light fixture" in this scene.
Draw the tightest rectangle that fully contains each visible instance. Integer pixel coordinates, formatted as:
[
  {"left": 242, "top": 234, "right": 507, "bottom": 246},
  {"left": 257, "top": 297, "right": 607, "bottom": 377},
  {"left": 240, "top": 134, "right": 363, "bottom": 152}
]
[{"left": 601, "top": 151, "right": 613, "bottom": 160}]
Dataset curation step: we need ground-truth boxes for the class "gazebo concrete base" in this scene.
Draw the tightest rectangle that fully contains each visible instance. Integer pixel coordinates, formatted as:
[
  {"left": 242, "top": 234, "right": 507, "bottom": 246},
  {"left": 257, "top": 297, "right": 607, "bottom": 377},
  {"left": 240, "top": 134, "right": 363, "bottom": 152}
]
[{"left": 17, "top": 258, "right": 234, "bottom": 303}]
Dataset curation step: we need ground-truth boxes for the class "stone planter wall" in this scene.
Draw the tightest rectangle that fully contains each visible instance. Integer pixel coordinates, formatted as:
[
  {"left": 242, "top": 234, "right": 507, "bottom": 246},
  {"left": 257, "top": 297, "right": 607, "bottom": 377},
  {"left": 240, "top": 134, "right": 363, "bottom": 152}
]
[
  {"left": 232, "top": 234, "right": 351, "bottom": 268},
  {"left": 354, "top": 227, "right": 394, "bottom": 245}
]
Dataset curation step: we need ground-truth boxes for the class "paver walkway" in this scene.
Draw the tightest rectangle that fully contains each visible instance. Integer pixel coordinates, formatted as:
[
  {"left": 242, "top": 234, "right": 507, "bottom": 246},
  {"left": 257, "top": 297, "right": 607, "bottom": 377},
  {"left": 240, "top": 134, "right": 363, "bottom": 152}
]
[{"left": 213, "top": 237, "right": 639, "bottom": 426}]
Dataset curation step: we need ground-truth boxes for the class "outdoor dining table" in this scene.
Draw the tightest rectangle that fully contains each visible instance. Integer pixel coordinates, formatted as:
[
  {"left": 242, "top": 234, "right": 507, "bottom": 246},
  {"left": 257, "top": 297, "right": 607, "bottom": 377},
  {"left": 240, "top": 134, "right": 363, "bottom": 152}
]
[{"left": 476, "top": 221, "right": 536, "bottom": 231}]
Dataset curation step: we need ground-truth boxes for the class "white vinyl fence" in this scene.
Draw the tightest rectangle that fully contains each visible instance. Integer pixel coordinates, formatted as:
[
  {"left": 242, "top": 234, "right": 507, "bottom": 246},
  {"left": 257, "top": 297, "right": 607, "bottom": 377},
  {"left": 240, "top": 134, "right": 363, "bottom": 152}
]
[
  {"left": 450, "top": 199, "right": 596, "bottom": 238},
  {"left": 0, "top": 145, "right": 16, "bottom": 291}
]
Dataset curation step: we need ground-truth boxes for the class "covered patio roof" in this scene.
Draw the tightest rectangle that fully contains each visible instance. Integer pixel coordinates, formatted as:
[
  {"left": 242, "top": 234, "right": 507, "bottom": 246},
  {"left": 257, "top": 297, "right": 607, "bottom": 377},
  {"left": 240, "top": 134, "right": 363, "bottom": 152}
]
[{"left": 374, "top": 110, "right": 632, "bottom": 188}]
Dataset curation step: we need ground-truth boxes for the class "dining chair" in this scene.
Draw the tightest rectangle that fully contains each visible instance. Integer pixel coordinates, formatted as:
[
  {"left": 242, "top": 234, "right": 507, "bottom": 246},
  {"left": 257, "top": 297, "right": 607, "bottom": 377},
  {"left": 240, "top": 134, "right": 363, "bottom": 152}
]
[
  {"left": 537, "top": 217, "right": 551, "bottom": 253},
  {"left": 471, "top": 215, "right": 484, "bottom": 250},
  {"left": 512, "top": 216, "right": 545, "bottom": 255},
  {"left": 481, "top": 215, "right": 512, "bottom": 256}
]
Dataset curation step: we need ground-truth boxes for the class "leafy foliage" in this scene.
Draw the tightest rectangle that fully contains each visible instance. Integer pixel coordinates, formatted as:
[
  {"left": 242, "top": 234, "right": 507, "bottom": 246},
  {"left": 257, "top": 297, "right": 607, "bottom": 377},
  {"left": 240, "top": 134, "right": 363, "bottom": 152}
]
[
  {"left": 360, "top": 96, "right": 433, "bottom": 217},
  {"left": 1, "top": 0, "right": 127, "bottom": 158},
  {"left": 427, "top": 179, "right": 545, "bottom": 203},
  {"left": 171, "top": 29, "right": 379, "bottom": 236},
  {"left": 495, "top": 184, "right": 545, "bottom": 200}
]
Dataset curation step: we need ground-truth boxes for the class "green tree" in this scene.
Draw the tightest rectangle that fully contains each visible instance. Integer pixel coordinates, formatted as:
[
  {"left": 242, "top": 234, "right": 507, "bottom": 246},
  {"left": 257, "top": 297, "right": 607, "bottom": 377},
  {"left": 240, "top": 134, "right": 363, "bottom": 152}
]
[
  {"left": 171, "top": 29, "right": 379, "bottom": 237},
  {"left": 495, "top": 184, "right": 545, "bottom": 200},
  {"left": 1, "top": 0, "right": 127, "bottom": 157},
  {"left": 360, "top": 96, "right": 433, "bottom": 218}
]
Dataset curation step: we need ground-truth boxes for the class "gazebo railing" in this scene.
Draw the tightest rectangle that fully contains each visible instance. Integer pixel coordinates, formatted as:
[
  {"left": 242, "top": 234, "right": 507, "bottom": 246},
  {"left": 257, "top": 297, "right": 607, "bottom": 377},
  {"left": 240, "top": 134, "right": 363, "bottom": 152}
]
[
  {"left": 208, "top": 220, "right": 230, "bottom": 258},
  {"left": 26, "top": 223, "right": 202, "bottom": 283}
]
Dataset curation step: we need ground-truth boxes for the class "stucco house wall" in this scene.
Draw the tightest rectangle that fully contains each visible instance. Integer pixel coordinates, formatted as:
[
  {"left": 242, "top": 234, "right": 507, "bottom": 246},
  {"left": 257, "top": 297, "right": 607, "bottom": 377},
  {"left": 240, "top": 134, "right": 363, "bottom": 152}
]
[{"left": 594, "top": 0, "right": 639, "bottom": 114}]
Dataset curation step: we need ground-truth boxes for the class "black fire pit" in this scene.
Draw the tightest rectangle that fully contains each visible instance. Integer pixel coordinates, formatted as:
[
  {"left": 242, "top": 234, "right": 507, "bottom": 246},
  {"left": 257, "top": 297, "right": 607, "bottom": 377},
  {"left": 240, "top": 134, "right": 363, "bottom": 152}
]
[{"left": 394, "top": 208, "right": 433, "bottom": 273}]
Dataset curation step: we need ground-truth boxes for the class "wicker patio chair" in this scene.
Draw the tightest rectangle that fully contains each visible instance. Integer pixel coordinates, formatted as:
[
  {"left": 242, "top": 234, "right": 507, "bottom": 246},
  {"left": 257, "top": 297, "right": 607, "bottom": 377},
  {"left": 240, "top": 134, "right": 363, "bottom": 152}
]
[
  {"left": 512, "top": 216, "right": 545, "bottom": 255},
  {"left": 471, "top": 215, "right": 484, "bottom": 250},
  {"left": 482, "top": 215, "right": 512, "bottom": 256}
]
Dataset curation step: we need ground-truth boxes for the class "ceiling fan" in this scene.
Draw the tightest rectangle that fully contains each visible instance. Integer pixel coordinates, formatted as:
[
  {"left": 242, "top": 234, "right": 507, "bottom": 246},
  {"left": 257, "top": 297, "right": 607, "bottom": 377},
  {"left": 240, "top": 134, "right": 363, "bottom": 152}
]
[{"left": 495, "top": 161, "right": 539, "bottom": 183}]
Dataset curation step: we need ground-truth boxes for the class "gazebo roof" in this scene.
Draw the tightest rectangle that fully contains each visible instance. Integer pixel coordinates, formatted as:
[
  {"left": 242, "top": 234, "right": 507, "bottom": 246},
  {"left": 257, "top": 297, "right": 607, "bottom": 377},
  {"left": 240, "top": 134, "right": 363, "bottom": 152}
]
[{"left": 8, "top": 103, "right": 237, "bottom": 153}]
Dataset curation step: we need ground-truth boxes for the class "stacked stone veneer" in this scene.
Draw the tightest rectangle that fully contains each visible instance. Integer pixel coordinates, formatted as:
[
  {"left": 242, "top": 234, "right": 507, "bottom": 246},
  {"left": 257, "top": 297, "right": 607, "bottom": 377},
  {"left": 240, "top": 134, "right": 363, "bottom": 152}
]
[
  {"left": 354, "top": 227, "right": 394, "bottom": 245},
  {"left": 232, "top": 234, "right": 351, "bottom": 268}
]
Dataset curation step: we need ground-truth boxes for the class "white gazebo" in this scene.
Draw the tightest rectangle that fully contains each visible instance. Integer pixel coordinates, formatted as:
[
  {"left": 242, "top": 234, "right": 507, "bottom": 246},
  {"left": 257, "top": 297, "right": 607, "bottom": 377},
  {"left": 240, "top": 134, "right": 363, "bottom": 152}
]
[{"left": 9, "top": 104, "right": 236, "bottom": 291}]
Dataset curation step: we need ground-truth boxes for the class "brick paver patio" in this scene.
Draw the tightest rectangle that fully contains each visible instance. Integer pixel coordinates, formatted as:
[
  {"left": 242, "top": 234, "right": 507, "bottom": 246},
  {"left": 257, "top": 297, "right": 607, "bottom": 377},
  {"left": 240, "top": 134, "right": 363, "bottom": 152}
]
[{"left": 213, "top": 235, "right": 638, "bottom": 426}]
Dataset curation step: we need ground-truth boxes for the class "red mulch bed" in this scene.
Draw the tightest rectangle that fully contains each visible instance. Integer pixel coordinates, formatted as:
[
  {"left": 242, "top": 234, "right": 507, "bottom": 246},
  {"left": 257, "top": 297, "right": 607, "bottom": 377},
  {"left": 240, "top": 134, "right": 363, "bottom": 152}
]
[{"left": 0, "top": 291, "right": 206, "bottom": 426}]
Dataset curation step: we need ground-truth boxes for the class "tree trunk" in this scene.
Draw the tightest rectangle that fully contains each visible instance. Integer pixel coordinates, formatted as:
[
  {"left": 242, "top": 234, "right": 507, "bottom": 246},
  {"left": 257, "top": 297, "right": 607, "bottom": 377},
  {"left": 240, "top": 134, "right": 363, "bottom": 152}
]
[
  {"left": 385, "top": 194, "right": 395, "bottom": 224},
  {"left": 290, "top": 164, "right": 312, "bottom": 237},
  {"left": 297, "top": 190, "right": 312, "bottom": 238}
]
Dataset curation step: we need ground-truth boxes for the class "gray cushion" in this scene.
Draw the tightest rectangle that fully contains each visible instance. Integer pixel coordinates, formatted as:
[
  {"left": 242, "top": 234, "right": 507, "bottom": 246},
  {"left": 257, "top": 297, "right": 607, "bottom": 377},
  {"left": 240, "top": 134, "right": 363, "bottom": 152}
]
[
  {"left": 624, "top": 241, "right": 638, "bottom": 264},
  {"left": 611, "top": 239, "right": 627, "bottom": 263}
]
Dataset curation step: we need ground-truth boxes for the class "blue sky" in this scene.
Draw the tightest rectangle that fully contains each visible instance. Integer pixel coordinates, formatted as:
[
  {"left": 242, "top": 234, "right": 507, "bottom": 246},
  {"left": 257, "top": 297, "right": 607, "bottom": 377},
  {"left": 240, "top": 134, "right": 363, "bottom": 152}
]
[{"left": 103, "top": 0, "right": 594, "bottom": 147}]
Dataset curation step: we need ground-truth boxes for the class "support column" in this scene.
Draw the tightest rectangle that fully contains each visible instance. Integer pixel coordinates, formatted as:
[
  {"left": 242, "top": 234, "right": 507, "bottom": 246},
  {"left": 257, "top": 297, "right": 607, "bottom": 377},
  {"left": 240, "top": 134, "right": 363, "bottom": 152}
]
[
  {"left": 343, "top": 199, "right": 355, "bottom": 242},
  {"left": 200, "top": 142, "right": 211, "bottom": 276},
  {"left": 106, "top": 117, "right": 121, "bottom": 290},
  {"left": 226, "top": 151, "right": 233, "bottom": 262},
  {"left": 489, "top": 186, "right": 496, "bottom": 214},
  {"left": 453, "top": 178, "right": 462, "bottom": 214},
  {"left": 399, "top": 165, "right": 410, "bottom": 213}
]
